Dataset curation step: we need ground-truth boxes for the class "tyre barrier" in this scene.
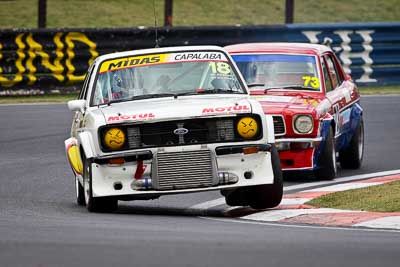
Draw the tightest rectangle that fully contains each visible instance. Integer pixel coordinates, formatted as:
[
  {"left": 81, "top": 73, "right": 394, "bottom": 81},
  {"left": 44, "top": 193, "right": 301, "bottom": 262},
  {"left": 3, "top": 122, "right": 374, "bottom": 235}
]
[{"left": 0, "top": 22, "right": 399, "bottom": 90}]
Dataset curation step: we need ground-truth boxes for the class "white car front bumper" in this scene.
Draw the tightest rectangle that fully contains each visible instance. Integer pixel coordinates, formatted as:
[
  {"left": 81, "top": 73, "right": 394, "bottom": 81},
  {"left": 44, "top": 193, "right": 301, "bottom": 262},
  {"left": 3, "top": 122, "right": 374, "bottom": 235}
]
[{"left": 90, "top": 143, "right": 274, "bottom": 199}]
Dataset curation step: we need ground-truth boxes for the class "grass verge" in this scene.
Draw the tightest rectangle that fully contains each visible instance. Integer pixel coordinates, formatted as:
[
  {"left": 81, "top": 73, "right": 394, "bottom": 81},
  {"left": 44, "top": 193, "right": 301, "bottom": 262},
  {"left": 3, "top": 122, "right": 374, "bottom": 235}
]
[
  {"left": 306, "top": 180, "right": 400, "bottom": 212},
  {"left": 0, "top": 0, "right": 399, "bottom": 28},
  {"left": 358, "top": 86, "right": 400, "bottom": 95}
]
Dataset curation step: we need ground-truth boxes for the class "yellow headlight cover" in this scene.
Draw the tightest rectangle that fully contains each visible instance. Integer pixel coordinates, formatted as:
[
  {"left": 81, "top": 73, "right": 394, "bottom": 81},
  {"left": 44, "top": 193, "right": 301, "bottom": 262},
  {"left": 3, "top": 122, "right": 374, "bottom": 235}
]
[
  {"left": 104, "top": 128, "right": 126, "bottom": 150},
  {"left": 237, "top": 117, "right": 258, "bottom": 139}
]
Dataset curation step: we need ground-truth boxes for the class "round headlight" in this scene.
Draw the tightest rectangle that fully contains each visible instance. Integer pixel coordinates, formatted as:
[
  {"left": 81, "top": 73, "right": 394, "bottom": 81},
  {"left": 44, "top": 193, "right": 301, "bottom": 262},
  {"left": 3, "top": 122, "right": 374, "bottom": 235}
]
[
  {"left": 294, "top": 115, "right": 313, "bottom": 134},
  {"left": 237, "top": 117, "right": 259, "bottom": 139},
  {"left": 104, "top": 128, "right": 126, "bottom": 150}
]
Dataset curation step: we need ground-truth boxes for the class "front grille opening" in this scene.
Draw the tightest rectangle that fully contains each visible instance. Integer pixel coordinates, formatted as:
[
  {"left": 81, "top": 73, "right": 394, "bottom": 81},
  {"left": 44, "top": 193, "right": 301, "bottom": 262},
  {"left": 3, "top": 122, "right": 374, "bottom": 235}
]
[
  {"left": 215, "top": 119, "right": 235, "bottom": 141},
  {"left": 141, "top": 123, "right": 178, "bottom": 147},
  {"left": 99, "top": 115, "right": 262, "bottom": 152},
  {"left": 127, "top": 127, "right": 141, "bottom": 148},
  {"left": 273, "top": 116, "right": 286, "bottom": 136},
  {"left": 131, "top": 118, "right": 236, "bottom": 149}
]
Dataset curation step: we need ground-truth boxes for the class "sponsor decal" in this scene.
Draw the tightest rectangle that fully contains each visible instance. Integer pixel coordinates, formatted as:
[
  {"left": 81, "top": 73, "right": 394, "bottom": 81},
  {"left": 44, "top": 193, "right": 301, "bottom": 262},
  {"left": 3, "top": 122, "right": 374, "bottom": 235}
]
[
  {"left": 343, "top": 88, "right": 352, "bottom": 102},
  {"left": 107, "top": 113, "right": 155, "bottom": 122},
  {"left": 99, "top": 52, "right": 228, "bottom": 74},
  {"left": 100, "top": 54, "right": 166, "bottom": 73},
  {"left": 173, "top": 52, "right": 224, "bottom": 61},
  {"left": 209, "top": 62, "right": 232, "bottom": 78},
  {"left": 340, "top": 109, "right": 351, "bottom": 125},
  {"left": 316, "top": 99, "right": 331, "bottom": 116},
  {"left": 302, "top": 98, "right": 320, "bottom": 107},
  {"left": 302, "top": 76, "right": 320, "bottom": 89},
  {"left": 202, "top": 105, "right": 250, "bottom": 115}
]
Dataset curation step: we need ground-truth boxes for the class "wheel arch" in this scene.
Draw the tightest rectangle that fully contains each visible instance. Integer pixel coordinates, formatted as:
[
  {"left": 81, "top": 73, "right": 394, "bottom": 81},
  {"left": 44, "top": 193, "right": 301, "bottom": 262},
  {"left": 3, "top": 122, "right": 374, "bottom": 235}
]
[
  {"left": 77, "top": 131, "right": 97, "bottom": 159},
  {"left": 313, "top": 117, "right": 334, "bottom": 169},
  {"left": 65, "top": 137, "right": 84, "bottom": 178}
]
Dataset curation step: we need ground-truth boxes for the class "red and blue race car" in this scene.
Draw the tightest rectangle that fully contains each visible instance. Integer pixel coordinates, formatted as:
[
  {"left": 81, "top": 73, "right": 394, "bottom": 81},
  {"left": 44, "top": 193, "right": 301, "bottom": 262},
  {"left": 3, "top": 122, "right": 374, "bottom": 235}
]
[{"left": 226, "top": 43, "right": 364, "bottom": 179}]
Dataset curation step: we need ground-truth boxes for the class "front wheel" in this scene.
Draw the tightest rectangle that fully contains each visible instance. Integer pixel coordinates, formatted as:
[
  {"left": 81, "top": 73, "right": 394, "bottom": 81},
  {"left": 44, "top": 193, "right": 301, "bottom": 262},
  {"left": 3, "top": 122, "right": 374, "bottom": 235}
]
[
  {"left": 314, "top": 127, "right": 337, "bottom": 180},
  {"left": 248, "top": 145, "right": 283, "bottom": 209},
  {"left": 224, "top": 145, "right": 283, "bottom": 209},
  {"left": 339, "top": 116, "right": 364, "bottom": 169},
  {"left": 83, "top": 158, "right": 118, "bottom": 213},
  {"left": 75, "top": 176, "right": 85, "bottom": 206}
]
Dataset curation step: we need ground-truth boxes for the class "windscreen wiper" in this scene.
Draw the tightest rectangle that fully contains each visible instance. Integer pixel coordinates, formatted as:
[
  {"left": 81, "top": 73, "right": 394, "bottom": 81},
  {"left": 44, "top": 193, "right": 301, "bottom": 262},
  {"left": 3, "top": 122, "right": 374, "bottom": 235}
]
[
  {"left": 130, "top": 93, "right": 176, "bottom": 100},
  {"left": 199, "top": 88, "right": 245, "bottom": 94},
  {"left": 264, "top": 85, "right": 317, "bottom": 93},
  {"left": 173, "top": 92, "right": 201, "bottom": 97},
  {"left": 173, "top": 89, "right": 244, "bottom": 97},
  {"left": 105, "top": 98, "right": 130, "bottom": 106},
  {"left": 247, "top": 83, "right": 266, "bottom": 88},
  {"left": 107, "top": 93, "right": 176, "bottom": 105}
]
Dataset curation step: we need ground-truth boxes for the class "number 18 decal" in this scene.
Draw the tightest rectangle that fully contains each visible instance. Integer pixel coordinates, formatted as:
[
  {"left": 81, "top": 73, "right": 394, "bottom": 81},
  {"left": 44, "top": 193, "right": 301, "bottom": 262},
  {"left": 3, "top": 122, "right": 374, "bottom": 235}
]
[
  {"left": 302, "top": 76, "right": 320, "bottom": 89},
  {"left": 210, "top": 62, "right": 231, "bottom": 75}
]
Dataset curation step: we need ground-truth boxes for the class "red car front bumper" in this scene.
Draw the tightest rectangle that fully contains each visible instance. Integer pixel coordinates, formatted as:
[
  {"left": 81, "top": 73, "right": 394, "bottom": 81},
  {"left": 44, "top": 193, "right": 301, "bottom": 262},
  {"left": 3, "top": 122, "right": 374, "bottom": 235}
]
[{"left": 275, "top": 137, "right": 322, "bottom": 170}]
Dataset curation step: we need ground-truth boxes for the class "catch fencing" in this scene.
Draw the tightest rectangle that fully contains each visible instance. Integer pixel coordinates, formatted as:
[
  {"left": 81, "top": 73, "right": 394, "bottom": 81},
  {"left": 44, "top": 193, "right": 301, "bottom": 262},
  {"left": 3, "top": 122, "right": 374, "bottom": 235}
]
[{"left": 0, "top": 22, "right": 399, "bottom": 90}]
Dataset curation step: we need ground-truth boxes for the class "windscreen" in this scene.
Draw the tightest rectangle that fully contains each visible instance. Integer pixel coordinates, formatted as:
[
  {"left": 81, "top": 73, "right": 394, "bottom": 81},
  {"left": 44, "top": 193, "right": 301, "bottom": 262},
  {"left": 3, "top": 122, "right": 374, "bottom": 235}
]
[
  {"left": 92, "top": 51, "right": 245, "bottom": 105},
  {"left": 232, "top": 54, "right": 320, "bottom": 91}
]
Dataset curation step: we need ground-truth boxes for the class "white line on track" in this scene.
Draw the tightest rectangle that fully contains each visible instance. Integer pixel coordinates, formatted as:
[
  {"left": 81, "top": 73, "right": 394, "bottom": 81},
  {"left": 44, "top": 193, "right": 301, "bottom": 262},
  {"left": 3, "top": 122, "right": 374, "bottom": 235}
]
[
  {"left": 243, "top": 208, "right": 356, "bottom": 222},
  {"left": 188, "top": 197, "right": 225, "bottom": 210},
  {"left": 354, "top": 216, "right": 400, "bottom": 229},
  {"left": 303, "top": 182, "right": 383, "bottom": 192},
  {"left": 188, "top": 169, "right": 400, "bottom": 211},
  {"left": 192, "top": 169, "right": 400, "bottom": 232},
  {"left": 201, "top": 217, "right": 400, "bottom": 233}
]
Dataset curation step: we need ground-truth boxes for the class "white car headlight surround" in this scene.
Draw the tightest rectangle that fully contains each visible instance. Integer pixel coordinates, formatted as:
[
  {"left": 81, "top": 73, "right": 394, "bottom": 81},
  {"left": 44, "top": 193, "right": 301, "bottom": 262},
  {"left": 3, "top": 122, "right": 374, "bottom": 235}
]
[{"left": 293, "top": 115, "right": 314, "bottom": 134}]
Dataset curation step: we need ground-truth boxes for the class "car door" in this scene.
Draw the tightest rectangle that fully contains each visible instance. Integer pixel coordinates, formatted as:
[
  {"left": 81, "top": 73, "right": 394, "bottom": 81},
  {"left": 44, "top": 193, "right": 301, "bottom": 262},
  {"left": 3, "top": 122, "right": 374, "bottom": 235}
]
[
  {"left": 71, "top": 65, "right": 94, "bottom": 137},
  {"left": 323, "top": 52, "right": 357, "bottom": 143}
]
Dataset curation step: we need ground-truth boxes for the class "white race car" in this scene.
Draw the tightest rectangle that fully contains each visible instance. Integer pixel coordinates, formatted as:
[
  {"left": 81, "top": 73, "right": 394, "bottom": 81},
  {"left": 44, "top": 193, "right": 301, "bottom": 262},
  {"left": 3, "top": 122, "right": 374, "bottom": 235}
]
[{"left": 65, "top": 45, "right": 283, "bottom": 212}]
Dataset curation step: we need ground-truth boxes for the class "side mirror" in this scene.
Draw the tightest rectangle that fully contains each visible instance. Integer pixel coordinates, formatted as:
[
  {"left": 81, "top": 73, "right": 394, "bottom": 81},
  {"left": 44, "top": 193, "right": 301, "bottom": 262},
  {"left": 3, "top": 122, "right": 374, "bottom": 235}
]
[{"left": 68, "top": 99, "right": 86, "bottom": 112}]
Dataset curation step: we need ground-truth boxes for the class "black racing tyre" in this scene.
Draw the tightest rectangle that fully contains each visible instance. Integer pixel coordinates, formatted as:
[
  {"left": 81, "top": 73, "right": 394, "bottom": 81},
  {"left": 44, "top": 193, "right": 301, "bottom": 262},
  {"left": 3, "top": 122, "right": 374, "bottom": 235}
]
[
  {"left": 83, "top": 158, "right": 118, "bottom": 213},
  {"left": 248, "top": 144, "right": 283, "bottom": 210},
  {"left": 314, "top": 127, "right": 337, "bottom": 180},
  {"left": 224, "top": 188, "right": 249, "bottom": 207},
  {"left": 75, "top": 176, "right": 85, "bottom": 206},
  {"left": 339, "top": 116, "right": 364, "bottom": 169}
]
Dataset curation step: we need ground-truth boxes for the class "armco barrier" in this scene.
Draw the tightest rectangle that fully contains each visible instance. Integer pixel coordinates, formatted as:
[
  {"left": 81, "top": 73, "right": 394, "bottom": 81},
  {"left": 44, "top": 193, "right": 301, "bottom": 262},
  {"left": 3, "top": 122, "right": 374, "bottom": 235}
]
[{"left": 0, "top": 22, "right": 399, "bottom": 90}]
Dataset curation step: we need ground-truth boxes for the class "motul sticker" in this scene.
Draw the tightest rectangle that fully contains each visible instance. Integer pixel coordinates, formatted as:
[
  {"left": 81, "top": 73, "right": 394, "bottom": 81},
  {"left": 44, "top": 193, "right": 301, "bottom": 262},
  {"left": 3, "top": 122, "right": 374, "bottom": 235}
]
[
  {"left": 202, "top": 105, "right": 250, "bottom": 115},
  {"left": 107, "top": 113, "right": 155, "bottom": 122}
]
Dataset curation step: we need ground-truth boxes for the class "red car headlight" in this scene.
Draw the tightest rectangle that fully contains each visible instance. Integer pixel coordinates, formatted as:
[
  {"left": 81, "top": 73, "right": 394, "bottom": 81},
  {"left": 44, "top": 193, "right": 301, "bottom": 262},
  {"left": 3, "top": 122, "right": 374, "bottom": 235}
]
[{"left": 293, "top": 115, "right": 314, "bottom": 134}]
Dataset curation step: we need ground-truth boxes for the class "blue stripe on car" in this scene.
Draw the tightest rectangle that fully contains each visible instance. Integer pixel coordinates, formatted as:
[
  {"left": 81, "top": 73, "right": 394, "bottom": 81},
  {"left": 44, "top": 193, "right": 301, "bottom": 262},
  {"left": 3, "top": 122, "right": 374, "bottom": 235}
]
[
  {"left": 336, "top": 103, "right": 363, "bottom": 152},
  {"left": 232, "top": 54, "right": 316, "bottom": 63}
]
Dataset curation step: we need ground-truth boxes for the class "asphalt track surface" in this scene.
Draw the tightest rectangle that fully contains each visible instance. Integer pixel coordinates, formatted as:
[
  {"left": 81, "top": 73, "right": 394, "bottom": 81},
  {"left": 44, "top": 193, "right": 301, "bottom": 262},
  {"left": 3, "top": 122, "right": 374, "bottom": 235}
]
[{"left": 0, "top": 96, "right": 399, "bottom": 267}]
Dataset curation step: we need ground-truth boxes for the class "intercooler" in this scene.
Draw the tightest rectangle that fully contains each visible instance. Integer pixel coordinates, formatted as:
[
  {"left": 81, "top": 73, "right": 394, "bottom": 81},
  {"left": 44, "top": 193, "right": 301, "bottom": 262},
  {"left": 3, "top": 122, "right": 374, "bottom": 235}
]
[{"left": 152, "top": 150, "right": 217, "bottom": 190}]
